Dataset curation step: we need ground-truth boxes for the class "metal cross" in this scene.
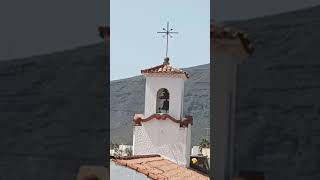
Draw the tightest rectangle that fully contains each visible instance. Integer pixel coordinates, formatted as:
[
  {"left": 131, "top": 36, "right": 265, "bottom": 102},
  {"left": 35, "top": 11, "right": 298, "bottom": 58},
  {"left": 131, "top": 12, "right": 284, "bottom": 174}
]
[{"left": 157, "top": 22, "right": 178, "bottom": 57}]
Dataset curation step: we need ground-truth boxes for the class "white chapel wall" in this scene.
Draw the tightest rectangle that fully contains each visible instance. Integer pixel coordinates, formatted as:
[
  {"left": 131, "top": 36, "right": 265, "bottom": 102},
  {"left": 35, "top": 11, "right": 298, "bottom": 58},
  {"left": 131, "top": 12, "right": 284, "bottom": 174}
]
[
  {"left": 133, "top": 119, "right": 191, "bottom": 167},
  {"left": 212, "top": 38, "right": 249, "bottom": 180}
]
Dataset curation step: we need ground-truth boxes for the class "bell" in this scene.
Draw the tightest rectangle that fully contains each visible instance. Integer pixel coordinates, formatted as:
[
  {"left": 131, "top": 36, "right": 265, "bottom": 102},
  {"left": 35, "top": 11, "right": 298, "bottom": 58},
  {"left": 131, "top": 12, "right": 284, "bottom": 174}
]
[
  {"left": 160, "top": 89, "right": 169, "bottom": 99},
  {"left": 161, "top": 99, "right": 169, "bottom": 112}
]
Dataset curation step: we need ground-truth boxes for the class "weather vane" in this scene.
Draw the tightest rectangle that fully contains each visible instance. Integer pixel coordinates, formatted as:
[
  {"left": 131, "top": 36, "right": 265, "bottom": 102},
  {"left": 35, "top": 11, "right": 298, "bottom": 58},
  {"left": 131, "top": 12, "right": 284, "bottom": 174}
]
[{"left": 157, "top": 22, "right": 178, "bottom": 58}]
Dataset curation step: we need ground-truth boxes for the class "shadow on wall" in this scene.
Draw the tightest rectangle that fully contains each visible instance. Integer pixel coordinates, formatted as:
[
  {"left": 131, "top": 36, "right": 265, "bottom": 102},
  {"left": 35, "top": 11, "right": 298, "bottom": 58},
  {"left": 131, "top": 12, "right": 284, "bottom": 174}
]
[
  {"left": 82, "top": 175, "right": 100, "bottom": 180},
  {"left": 76, "top": 166, "right": 108, "bottom": 180}
]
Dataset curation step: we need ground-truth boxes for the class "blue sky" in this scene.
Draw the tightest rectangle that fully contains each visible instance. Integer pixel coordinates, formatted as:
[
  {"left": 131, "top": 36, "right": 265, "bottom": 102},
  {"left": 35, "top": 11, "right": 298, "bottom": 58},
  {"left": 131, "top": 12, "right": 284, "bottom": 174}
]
[{"left": 110, "top": 0, "right": 210, "bottom": 80}]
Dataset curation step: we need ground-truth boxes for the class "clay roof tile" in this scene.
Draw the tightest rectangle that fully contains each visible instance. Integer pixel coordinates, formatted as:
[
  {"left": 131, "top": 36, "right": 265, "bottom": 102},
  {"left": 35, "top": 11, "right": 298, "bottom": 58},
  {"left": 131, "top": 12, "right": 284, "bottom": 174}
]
[
  {"left": 211, "top": 24, "right": 254, "bottom": 54},
  {"left": 141, "top": 63, "right": 190, "bottom": 79},
  {"left": 112, "top": 155, "right": 209, "bottom": 180}
]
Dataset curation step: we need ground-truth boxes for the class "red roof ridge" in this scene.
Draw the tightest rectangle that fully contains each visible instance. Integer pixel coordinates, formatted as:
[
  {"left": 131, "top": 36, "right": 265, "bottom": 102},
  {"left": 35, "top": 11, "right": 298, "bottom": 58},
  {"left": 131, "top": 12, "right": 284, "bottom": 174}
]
[{"left": 141, "top": 63, "right": 190, "bottom": 79}]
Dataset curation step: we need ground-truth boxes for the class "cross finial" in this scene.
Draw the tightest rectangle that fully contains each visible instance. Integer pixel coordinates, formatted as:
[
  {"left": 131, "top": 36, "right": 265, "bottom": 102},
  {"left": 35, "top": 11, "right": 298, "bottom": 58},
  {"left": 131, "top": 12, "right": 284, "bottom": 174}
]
[{"left": 157, "top": 22, "right": 178, "bottom": 62}]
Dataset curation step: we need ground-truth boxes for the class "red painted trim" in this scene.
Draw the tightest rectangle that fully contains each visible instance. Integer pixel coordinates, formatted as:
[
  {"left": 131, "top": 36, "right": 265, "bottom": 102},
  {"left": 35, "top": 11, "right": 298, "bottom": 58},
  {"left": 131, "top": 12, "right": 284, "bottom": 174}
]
[{"left": 134, "top": 114, "right": 192, "bottom": 127}]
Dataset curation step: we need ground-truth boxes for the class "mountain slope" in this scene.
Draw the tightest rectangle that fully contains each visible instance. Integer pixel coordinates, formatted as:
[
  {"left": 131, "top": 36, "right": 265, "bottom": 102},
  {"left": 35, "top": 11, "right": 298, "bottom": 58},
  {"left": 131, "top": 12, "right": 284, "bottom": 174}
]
[
  {"left": 0, "top": 43, "right": 108, "bottom": 180},
  {"left": 226, "top": 5, "right": 320, "bottom": 180}
]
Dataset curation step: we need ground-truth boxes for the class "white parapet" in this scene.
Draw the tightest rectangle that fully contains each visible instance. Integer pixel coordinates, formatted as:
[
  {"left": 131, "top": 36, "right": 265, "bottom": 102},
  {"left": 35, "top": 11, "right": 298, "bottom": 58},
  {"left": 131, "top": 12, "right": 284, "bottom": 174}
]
[{"left": 133, "top": 117, "right": 191, "bottom": 167}]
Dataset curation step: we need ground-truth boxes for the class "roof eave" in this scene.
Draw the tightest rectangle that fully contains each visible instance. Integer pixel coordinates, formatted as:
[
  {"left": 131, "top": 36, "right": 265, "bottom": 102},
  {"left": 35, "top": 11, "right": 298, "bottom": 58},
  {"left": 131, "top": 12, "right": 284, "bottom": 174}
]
[{"left": 142, "top": 72, "right": 189, "bottom": 80}]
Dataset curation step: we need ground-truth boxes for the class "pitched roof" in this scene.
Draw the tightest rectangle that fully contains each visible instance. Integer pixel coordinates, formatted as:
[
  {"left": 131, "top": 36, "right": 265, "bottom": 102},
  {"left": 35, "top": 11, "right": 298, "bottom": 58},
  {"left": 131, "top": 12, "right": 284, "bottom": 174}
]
[
  {"left": 112, "top": 155, "right": 210, "bottom": 180},
  {"left": 141, "top": 59, "right": 190, "bottom": 79}
]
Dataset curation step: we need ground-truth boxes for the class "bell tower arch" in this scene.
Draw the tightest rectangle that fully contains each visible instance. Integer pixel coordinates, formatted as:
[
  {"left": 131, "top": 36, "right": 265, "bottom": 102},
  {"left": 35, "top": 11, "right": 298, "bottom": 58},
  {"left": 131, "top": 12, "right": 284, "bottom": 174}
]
[{"left": 156, "top": 88, "right": 170, "bottom": 113}]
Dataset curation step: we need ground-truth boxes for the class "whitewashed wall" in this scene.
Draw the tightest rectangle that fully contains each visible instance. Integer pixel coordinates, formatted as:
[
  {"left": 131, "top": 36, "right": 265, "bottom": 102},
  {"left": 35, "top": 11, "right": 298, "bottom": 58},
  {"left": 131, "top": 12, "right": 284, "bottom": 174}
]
[
  {"left": 212, "top": 38, "right": 249, "bottom": 180},
  {"left": 144, "top": 76, "right": 184, "bottom": 119},
  {"left": 133, "top": 118, "right": 191, "bottom": 167},
  {"left": 192, "top": 146, "right": 200, "bottom": 155}
]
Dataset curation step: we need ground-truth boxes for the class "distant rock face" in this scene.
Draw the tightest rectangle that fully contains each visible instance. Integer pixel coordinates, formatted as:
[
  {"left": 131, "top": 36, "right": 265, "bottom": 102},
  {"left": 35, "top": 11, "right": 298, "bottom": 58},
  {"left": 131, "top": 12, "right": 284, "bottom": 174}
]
[
  {"left": 110, "top": 64, "right": 210, "bottom": 146},
  {"left": 228, "top": 5, "right": 320, "bottom": 180},
  {"left": 0, "top": 43, "right": 108, "bottom": 180}
]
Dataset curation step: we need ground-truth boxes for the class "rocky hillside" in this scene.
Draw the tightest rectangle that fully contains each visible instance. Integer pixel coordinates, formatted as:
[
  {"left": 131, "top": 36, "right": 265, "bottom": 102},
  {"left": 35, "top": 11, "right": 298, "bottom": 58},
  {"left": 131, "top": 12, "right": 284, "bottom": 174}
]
[
  {"left": 110, "top": 64, "right": 210, "bottom": 146},
  {"left": 0, "top": 43, "right": 108, "bottom": 180},
  {"left": 226, "top": 5, "right": 320, "bottom": 180}
]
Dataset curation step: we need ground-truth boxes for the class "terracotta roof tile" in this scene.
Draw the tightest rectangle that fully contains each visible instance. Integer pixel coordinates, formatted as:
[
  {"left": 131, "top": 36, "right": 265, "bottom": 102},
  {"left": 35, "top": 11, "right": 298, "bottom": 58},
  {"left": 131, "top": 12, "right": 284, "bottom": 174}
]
[
  {"left": 141, "top": 63, "right": 190, "bottom": 79},
  {"left": 211, "top": 24, "right": 254, "bottom": 54},
  {"left": 112, "top": 155, "right": 209, "bottom": 180}
]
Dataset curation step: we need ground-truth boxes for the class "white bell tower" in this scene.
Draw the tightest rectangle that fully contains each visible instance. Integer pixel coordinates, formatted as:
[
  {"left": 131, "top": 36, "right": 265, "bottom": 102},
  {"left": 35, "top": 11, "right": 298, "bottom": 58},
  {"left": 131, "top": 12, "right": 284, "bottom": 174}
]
[
  {"left": 132, "top": 22, "right": 192, "bottom": 167},
  {"left": 132, "top": 57, "right": 192, "bottom": 167}
]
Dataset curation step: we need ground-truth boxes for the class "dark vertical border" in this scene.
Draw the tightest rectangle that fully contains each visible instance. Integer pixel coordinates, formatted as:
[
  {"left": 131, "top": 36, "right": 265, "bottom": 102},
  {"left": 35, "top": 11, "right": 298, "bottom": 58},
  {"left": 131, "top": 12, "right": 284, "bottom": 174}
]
[
  {"left": 105, "top": 0, "right": 110, "bottom": 178},
  {"left": 0, "top": 0, "right": 110, "bottom": 179},
  {"left": 209, "top": 0, "right": 214, "bottom": 179},
  {"left": 209, "top": 22, "right": 215, "bottom": 180},
  {"left": 105, "top": 26, "right": 110, "bottom": 180}
]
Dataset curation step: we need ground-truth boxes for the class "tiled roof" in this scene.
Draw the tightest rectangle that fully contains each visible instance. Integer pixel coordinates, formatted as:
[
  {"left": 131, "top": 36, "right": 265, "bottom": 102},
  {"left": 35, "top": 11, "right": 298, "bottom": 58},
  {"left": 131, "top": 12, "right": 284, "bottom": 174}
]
[
  {"left": 211, "top": 24, "right": 254, "bottom": 54},
  {"left": 141, "top": 62, "right": 190, "bottom": 79},
  {"left": 112, "top": 155, "right": 210, "bottom": 180}
]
